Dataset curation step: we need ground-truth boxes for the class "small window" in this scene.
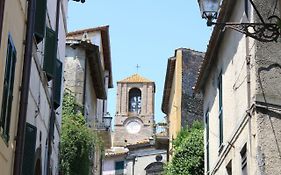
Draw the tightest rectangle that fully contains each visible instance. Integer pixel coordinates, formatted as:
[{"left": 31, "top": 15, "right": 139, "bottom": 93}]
[
  {"left": 241, "top": 144, "right": 248, "bottom": 175},
  {"left": 115, "top": 161, "right": 124, "bottom": 175},
  {"left": 218, "top": 72, "right": 223, "bottom": 146},
  {"left": 129, "top": 88, "right": 141, "bottom": 114},
  {"left": 0, "top": 35, "right": 17, "bottom": 143},
  {"left": 0, "top": 0, "right": 5, "bottom": 46}
]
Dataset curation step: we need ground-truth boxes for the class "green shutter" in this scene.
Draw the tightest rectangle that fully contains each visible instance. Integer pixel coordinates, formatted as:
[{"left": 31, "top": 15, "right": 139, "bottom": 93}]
[
  {"left": 22, "top": 123, "right": 37, "bottom": 175},
  {"left": 53, "top": 59, "right": 62, "bottom": 109},
  {"left": 0, "top": 35, "right": 16, "bottom": 142},
  {"left": 43, "top": 27, "right": 57, "bottom": 81},
  {"left": 34, "top": 0, "right": 47, "bottom": 43}
]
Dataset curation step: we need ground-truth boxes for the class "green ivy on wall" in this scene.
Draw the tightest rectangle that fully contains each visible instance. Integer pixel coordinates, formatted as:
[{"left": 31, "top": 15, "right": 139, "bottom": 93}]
[
  {"left": 165, "top": 121, "right": 204, "bottom": 175},
  {"left": 60, "top": 91, "right": 104, "bottom": 175}
]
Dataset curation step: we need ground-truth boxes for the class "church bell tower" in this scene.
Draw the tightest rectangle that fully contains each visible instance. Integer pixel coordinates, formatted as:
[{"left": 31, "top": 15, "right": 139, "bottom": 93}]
[{"left": 114, "top": 74, "right": 155, "bottom": 146}]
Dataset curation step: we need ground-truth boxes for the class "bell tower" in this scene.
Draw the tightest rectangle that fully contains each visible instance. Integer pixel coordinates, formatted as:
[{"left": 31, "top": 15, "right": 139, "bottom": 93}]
[{"left": 114, "top": 74, "right": 155, "bottom": 146}]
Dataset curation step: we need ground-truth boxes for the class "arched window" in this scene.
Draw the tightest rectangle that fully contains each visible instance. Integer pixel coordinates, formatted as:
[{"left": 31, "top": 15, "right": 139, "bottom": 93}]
[{"left": 129, "top": 88, "right": 141, "bottom": 113}]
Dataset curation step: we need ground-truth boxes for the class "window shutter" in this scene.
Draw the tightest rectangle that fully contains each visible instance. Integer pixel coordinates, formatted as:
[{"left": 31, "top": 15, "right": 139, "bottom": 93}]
[
  {"left": 43, "top": 27, "right": 57, "bottom": 81},
  {"left": 22, "top": 123, "right": 37, "bottom": 175},
  {"left": 34, "top": 0, "right": 47, "bottom": 43},
  {"left": 53, "top": 59, "right": 62, "bottom": 109},
  {"left": 0, "top": 35, "right": 16, "bottom": 142}
]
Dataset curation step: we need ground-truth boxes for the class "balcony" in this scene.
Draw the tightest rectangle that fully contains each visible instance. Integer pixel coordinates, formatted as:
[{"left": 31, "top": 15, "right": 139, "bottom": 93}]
[
  {"left": 95, "top": 112, "right": 112, "bottom": 149},
  {"left": 154, "top": 122, "right": 169, "bottom": 150}
]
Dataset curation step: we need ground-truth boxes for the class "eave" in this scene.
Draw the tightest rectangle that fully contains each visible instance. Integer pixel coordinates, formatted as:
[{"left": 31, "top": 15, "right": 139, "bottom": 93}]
[
  {"left": 66, "top": 40, "right": 107, "bottom": 99},
  {"left": 161, "top": 57, "right": 176, "bottom": 114},
  {"left": 67, "top": 25, "right": 113, "bottom": 88},
  {"left": 194, "top": 0, "right": 236, "bottom": 92}
]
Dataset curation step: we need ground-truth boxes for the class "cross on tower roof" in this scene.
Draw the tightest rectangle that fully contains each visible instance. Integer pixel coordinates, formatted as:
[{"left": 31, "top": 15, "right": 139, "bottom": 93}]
[{"left": 136, "top": 64, "right": 140, "bottom": 73}]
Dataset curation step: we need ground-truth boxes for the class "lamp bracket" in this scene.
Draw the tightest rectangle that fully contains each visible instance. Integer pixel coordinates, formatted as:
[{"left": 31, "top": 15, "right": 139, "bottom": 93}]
[{"left": 212, "top": 16, "right": 281, "bottom": 42}]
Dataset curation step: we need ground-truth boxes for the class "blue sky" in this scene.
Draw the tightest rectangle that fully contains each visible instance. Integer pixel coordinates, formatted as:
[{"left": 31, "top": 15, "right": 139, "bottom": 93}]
[{"left": 68, "top": 0, "right": 212, "bottom": 124}]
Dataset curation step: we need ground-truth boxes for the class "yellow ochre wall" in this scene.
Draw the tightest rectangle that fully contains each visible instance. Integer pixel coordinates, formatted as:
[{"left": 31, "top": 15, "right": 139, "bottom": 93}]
[{"left": 0, "top": 0, "right": 27, "bottom": 174}]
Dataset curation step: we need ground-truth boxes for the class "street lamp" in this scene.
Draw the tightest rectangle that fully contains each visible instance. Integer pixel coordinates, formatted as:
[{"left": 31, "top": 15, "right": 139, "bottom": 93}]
[
  {"left": 197, "top": 0, "right": 281, "bottom": 42},
  {"left": 103, "top": 112, "right": 112, "bottom": 131},
  {"left": 72, "top": 0, "right": 85, "bottom": 3}
]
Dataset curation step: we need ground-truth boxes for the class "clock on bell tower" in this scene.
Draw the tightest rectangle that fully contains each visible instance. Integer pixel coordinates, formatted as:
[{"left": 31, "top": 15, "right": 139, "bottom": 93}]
[{"left": 113, "top": 74, "right": 155, "bottom": 146}]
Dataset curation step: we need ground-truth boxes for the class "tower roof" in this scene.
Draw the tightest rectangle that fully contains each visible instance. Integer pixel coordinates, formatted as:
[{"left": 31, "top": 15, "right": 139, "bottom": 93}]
[{"left": 118, "top": 74, "right": 154, "bottom": 83}]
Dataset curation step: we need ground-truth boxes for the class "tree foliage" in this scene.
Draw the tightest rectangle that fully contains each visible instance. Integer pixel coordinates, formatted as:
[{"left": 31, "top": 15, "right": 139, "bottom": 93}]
[
  {"left": 165, "top": 121, "right": 204, "bottom": 175},
  {"left": 60, "top": 91, "right": 103, "bottom": 175}
]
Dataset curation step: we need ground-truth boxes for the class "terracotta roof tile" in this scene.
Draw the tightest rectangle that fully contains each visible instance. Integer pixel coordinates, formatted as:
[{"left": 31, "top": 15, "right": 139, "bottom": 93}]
[{"left": 118, "top": 74, "right": 154, "bottom": 83}]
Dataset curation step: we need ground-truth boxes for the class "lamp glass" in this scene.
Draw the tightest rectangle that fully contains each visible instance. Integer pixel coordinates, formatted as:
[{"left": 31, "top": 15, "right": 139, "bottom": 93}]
[
  {"left": 103, "top": 114, "right": 112, "bottom": 129},
  {"left": 198, "top": 0, "right": 221, "bottom": 19}
]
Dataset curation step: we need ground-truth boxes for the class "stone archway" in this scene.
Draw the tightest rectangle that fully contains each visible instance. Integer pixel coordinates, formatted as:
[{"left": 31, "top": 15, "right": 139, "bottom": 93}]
[{"left": 144, "top": 162, "right": 164, "bottom": 175}]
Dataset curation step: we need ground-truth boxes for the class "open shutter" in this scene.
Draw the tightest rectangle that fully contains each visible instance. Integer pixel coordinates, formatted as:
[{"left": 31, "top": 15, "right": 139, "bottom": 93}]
[
  {"left": 43, "top": 27, "right": 57, "bottom": 81},
  {"left": 0, "top": 35, "right": 16, "bottom": 142},
  {"left": 22, "top": 123, "right": 37, "bottom": 175},
  {"left": 53, "top": 59, "right": 63, "bottom": 109},
  {"left": 34, "top": 0, "right": 47, "bottom": 43}
]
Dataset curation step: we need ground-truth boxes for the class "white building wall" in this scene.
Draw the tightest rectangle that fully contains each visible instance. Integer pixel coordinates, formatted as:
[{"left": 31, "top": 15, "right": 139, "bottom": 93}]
[
  {"left": 25, "top": 0, "right": 68, "bottom": 174},
  {"left": 203, "top": 0, "right": 257, "bottom": 174}
]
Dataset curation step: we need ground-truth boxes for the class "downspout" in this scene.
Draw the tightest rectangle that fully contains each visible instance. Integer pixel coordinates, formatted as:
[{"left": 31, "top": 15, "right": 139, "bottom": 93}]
[
  {"left": 13, "top": 0, "right": 36, "bottom": 174},
  {"left": 246, "top": 32, "right": 252, "bottom": 172},
  {"left": 46, "top": 0, "right": 60, "bottom": 174}
]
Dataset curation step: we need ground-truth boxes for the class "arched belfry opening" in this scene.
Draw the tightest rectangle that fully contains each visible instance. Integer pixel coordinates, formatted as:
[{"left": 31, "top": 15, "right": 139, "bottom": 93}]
[{"left": 128, "top": 88, "right": 141, "bottom": 114}]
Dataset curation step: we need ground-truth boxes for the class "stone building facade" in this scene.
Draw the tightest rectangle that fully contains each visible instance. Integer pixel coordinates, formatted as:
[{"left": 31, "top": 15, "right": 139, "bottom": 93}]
[
  {"left": 114, "top": 74, "right": 155, "bottom": 146},
  {"left": 195, "top": 0, "right": 281, "bottom": 174},
  {"left": 65, "top": 26, "right": 113, "bottom": 175},
  {"left": 161, "top": 48, "right": 204, "bottom": 159}
]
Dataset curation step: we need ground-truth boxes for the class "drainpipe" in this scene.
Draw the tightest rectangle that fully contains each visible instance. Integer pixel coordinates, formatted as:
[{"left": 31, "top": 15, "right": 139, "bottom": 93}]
[
  {"left": 246, "top": 33, "right": 252, "bottom": 172},
  {"left": 46, "top": 0, "right": 60, "bottom": 174},
  {"left": 13, "top": 0, "right": 36, "bottom": 174}
]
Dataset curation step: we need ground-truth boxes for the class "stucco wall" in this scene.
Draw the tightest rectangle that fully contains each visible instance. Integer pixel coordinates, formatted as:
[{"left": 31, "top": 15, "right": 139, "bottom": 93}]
[
  {"left": 130, "top": 151, "right": 166, "bottom": 175},
  {"left": 253, "top": 0, "right": 281, "bottom": 174},
  {"left": 202, "top": 0, "right": 258, "bottom": 174}
]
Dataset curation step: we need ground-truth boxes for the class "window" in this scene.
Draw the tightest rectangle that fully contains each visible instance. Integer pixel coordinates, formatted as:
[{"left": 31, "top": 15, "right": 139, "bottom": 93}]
[
  {"left": 0, "top": 0, "right": 5, "bottom": 46},
  {"left": 129, "top": 88, "right": 141, "bottom": 114},
  {"left": 115, "top": 161, "right": 124, "bottom": 175},
  {"left": 241, "top": 144, "right": 248, "bottom": 175},
  {"left": 205, "top": 110, "right": 210, "bottom": 174},
  {"left": 226, "top": 160, "right": 232, "bottom": 175},
  {"left": 0, "top": 35, "right": 16, "bottom": 142},
  {"left": 43, "top": 27, "right": 57, "bottom": 80},
  {"left": 34, "top": 0, "right": 47, "bottom": 43},
  {"left": 218, "top": 72, "right": 223, "bottom": 146}
]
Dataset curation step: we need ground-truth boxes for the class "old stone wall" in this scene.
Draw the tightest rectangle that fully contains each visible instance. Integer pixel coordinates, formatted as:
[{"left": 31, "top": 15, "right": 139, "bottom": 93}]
[{"left": 181, "top": 49, "right": 204, "bottom": 127}]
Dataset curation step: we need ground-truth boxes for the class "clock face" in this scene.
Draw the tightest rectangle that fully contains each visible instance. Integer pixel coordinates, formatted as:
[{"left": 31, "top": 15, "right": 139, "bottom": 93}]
[{"left": 126, "top": 120, "right": 141, "bottom": 134}]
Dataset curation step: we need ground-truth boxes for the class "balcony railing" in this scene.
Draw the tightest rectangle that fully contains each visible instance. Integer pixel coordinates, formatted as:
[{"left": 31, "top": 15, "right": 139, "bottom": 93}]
[{"left": 155, "top": 122, "right": 168, "bottom": 137}]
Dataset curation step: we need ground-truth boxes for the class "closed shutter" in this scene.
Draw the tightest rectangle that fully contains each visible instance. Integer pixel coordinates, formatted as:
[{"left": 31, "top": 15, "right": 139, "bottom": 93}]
[
  {"left": 0, "top": 35, "right": 16, "bottom": 142},
  {"left": 22, "top": 123, "right": 37, "bottom": 175},
  {"left": 43, "top": 27, "right": 57, "bottom": 80},
  {"left": 34, "top": 0, "right": 47, "bottom": 43},
  {"left": 53, "top": 59, "right": 62, "bottom": 109}
]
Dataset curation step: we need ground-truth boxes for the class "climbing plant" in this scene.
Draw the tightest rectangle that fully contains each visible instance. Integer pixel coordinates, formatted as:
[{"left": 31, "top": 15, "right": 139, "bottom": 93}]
[
  {"left": 60, "top": 91, "right": 103, "bottom": 175},
  {"left": 165, "top": 121, "right": 204, "bottom": 175}
]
